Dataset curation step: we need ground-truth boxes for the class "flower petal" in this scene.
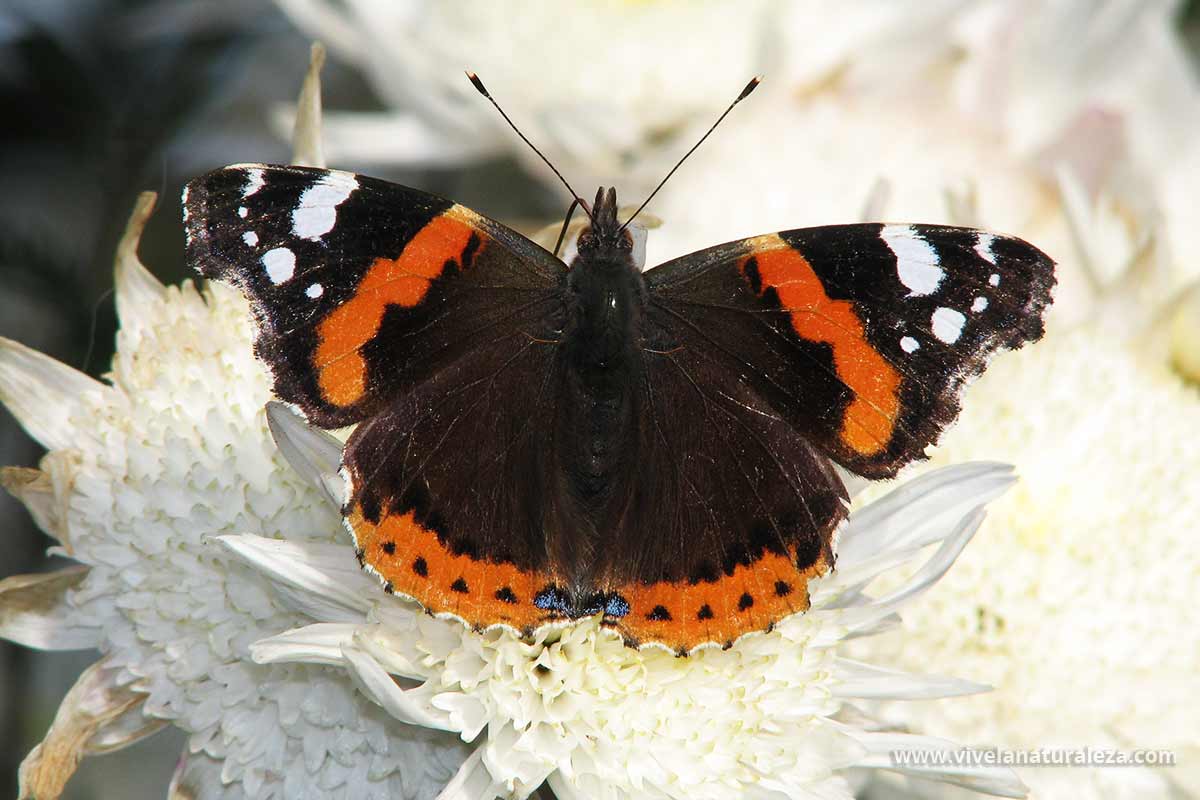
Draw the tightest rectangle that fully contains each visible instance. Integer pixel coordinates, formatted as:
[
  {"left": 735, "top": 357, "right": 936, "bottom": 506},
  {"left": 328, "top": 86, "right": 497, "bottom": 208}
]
[
  {"left": 213, "top": 534, "right": 374, "bottom": 621},
  {"left": 0, "top": 566, "right": 98, "bottom": 650},
  {"left": 292, "top": 41, "right": 326, "bottom": 168},
  {"left": 435, "top": 747, "right": 504, "bottom": 800},
  {"left": 835, "top": 462, "right": 1013, "bottom": 568},
  {"left": 832, "top": 658, "right": 989, "bottom": 700},
  {"left": 0, "top": 337, "right": 109, "bottom": 451},
  {"left": 851, "top": 731, "right": 1028, "bottom": 798},
  {"left": 251, "top": 622, "right": 360, "bottom": 667},
  {"left": 1, "top": 462, "right": 73, "bottom": 548},
  {"left": 266, "top": 401, "right": 345, "bottom": 507},
  {"left": 340, "top": 644, "right": 456, "bottom": 732},
  {"left": 18, "top": 657, "right": 153, "bottom": 800},
  {"left": 113, "top": 191, "right": 166, "bottom": 340},
  {"left": 836, "top": 505, "right": 986, "bottom": 634},
  {"left": 167, "top": 749, "right": 227, "bottom": 800}
]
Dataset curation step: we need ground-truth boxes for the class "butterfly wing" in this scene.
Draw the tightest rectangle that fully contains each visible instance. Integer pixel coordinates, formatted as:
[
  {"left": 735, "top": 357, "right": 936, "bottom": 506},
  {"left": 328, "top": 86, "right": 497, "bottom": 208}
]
[
  {"left": 595, "top": 319, "right": 846, "bottom": 653},
  {"left": 185, "top": 164, "right": 570, "bottom": 631},
  {"left": 645, "top": 223, "right": 1055, "bottom": 478},
  {"left": 184, "top": 164, "right": 567, "bottom": 428}
]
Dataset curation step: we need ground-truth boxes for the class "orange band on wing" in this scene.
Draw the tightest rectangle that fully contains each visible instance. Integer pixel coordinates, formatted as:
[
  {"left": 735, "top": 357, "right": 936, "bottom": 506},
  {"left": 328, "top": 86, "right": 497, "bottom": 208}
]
[
  {"left": 314, "top": 212, "right": 485, "bottom": 407},
  {"left": 349, "top": 504, "right": 549, "bottom": 633},
  {"left": 741, "top": 236, "right": 901, "bottom": 455},
  {"left": 612, "top": 546, "right": 832, "bottom": 653}
]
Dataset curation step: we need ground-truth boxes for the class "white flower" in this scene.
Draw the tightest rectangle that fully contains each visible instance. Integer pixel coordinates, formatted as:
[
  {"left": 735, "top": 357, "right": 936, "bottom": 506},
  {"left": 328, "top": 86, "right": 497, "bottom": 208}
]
[{"left": 847, "top": 323, "right": 1200, "bottom": 800}]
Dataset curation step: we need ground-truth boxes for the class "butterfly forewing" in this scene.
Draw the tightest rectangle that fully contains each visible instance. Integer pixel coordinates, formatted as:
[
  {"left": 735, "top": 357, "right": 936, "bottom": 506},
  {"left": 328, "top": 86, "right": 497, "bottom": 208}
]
[
  {"left": 184, "top": 164, "right": 567, "bottom": 429},
  {"left": 646, "top": 223, "right": 1055, "bottom": 477}
]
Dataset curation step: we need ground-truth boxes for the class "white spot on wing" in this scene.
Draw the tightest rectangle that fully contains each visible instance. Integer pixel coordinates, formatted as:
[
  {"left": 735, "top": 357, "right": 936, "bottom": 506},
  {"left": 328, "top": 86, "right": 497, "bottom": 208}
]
[
  {"left": 931, "top": 307, "right": 966, "bottom": 343},
  {"left": 292, "top": 174, "right": 358, "bottom": 241},
  {"left": 238, "top": 207, "right": 248, "bottom": 218},
  {"left": 974, "top": 232, "right": 998, "bottom": 265},
  {"left": 972, "top": 296, "right": 988, "bottom": 312},
  {"left": 306, "top": 283, "right": 323, "bottom": 298},
  {"left": 261, "top": 248, "right": 296, "bottom": 284},
  {"left": 243, "top": 168, "right": 266, "bottom": 198},
  {"left": 242, "top": 231, "right": 258, "bottom": 247},
  {"left": 989, "top": 273, "right": 1000, "bottom": 286},
  {"left": 881, "top": 225, "right": 943, "bottom": 296},
  {"left": 900, "top": 336, "right": 920, "bottom": 353}
]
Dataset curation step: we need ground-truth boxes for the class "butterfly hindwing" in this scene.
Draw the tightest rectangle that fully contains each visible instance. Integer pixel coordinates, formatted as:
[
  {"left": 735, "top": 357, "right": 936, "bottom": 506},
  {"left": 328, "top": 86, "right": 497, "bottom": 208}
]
[
  {"left": 596, "top": 318, "right": 846, "bottom": 652},
  {"left": 646, "top": 223, "right": 1055, "bottom": 478},
  {"left": 184, "top": 164, "right": 567, "bottom": 428},
  {"left": 342, "top": 327, "right": 566, "bottom": 634}
]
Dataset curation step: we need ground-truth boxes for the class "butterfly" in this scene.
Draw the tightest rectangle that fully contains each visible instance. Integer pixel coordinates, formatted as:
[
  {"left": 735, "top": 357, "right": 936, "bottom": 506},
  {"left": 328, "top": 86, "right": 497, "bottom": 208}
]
[{"left": 182, "top": 159, "right": 1053, "bottom": 655}]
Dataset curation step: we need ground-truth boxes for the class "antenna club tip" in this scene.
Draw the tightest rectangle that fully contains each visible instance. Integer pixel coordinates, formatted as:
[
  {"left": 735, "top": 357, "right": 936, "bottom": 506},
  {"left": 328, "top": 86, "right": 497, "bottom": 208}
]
[
  {"left": 466, "top": 71, "right": 488, "bottom": 95},
  {"left": 737, "top": 76, "right": 762, "bottom": 102}
]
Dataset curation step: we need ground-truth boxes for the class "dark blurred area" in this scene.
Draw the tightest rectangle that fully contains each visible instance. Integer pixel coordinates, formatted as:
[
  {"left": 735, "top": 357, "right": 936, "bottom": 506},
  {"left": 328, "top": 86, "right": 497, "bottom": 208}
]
[{"left": 1, "top": 1, "right": 1198, "bottom": 798}]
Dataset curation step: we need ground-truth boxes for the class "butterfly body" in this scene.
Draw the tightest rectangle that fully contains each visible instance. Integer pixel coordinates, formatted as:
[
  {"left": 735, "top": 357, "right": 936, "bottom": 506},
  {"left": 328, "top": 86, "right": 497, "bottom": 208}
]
[{"left": 184, "top": 163, "right": 1055, "bottom": 654}]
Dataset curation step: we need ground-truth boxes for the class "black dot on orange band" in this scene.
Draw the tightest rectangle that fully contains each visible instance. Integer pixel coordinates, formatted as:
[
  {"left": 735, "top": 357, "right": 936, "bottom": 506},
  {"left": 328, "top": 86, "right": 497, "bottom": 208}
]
[
  {"left": 381, "top": 541, "right": 396, "bottom": 555},
  {"left": 774, "top": 580, "right": 792, "bottom": 597},
  {"left": 647, "top": 605, "right": 672, "bottom": 621},
  {"left": 697, "top": 604, "right": 714, "bottom": 620},
  {"left": 450, "top": 577, "right": 469, "bottom": 594},
  {"left": 495, "top": 587, "right": 518, "bottom": 604},
  {"left": 383, "top": 581, "right": 394, "bottom": 594},
  {"left": 738, "top": 592, "right": 754, "bottom": 611},
  {"left": 412, "top": 557, "right": 428, "bottom": 577}
]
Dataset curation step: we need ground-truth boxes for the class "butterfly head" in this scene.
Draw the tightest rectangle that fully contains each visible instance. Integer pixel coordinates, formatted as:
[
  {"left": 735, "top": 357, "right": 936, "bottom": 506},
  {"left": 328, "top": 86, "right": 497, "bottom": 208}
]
[{"left": 577, "top": 186, "right": 634, "bottom": 258}]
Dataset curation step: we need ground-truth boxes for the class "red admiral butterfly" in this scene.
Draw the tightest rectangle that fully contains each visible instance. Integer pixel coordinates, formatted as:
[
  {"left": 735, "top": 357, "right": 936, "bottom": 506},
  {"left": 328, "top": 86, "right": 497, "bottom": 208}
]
[{"left": 183, "top": 78, "right": 1054, "bottom": 655}]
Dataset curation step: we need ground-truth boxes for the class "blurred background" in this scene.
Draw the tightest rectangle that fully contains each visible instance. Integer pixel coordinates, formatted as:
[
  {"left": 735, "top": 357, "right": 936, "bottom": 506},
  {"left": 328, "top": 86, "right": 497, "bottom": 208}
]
[{"left": 1, "top": 1, "right": 1198, "bottom": 798}]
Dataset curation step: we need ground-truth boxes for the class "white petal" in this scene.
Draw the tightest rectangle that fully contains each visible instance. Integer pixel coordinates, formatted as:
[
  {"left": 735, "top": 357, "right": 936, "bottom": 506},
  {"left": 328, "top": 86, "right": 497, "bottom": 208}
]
[
  {"left": 435, "top": 747, "right": 503, "bottom": 800},
  {"left": 251, "top": 622, "right": 360, "bottom": 667},
  {"left": 851, "top": 731, "right": 1028, "bottom": 798},
  {"left": 832, "top": 658, "right": 989, "bottom": 700},
  {"left": 18, "top": 657, "right": 152, "bottom": 800},
  {"left": 0, "top": 567, "right": 98, "bottom": 650},
  {"left": 0, "top": 338, "right": 109, "bottom": 450},
  {"left": 213, "top": 534, "right": 374, "bottom": 620},
  {"left": 291, "top": 42, "right": 326, "bottom": 168},
  {"left": 167, "top": 749, "right": 227, "bottom": 800},
  {"left": 84, "top": 700, "right": 168, "bottom": 754},
  {"left": 1, "top": 464, "right": 69, "bottom": 547},
  {"left": 340, "top": 645, "right": 456, "bottom": 732},
  {"left": 837, "top": 506, "right": 986, "bottom": 633},
  {"left": 265, "top": 401, "right": 344, "bottom": 507},
  {"left": 113, "top": 191, "right": 166, "bottom": 338},
  {"left": 836, "top": 462, "right": 1013, "bottom": 567}
]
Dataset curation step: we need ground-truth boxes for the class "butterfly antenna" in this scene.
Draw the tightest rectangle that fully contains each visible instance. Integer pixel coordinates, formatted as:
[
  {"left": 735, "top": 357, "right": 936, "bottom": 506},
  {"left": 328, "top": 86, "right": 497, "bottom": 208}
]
[
  {"left": 619, "top": 76, "right": 761, "bottom": 233},
  {"left": 466, "top": 71, "right": 594, "bottom": 222}
]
